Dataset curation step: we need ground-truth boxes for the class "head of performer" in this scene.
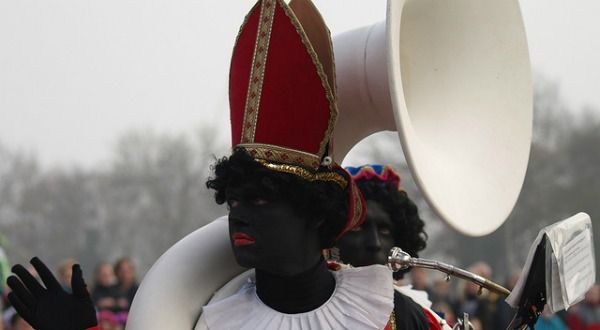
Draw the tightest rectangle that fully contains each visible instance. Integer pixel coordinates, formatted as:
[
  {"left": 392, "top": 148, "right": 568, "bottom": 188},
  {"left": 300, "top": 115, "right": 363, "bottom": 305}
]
[
  {"left": 207, "top": 148, "right": 364, "bottom": 276},
  {"left": 337, "top": 165, "right": 427, "bottom": 279},
  {"left": 206, "top": 0, "right": 365, "bottom": 278}
]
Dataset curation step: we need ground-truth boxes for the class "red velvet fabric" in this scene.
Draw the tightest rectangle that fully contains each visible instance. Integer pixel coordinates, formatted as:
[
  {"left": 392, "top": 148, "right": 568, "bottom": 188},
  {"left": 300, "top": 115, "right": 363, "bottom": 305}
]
[
  {"left": 423, "top": 307, "right": 443, "bottom": 330},
  {"left": 229, "top": 0, "right": 332, "bottom": 156},
  {"left": 383, "top": 307, "right": 444, "bottom": 330},
  {"left": 229, "top": 3, "right": 259, "bottom": 147}
]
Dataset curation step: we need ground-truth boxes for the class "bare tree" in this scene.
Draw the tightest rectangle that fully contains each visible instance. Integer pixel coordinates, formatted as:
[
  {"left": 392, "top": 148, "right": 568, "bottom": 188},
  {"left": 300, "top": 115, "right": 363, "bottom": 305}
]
[{"left": 94, "top": 126, "right": 228, "bottom": 272}]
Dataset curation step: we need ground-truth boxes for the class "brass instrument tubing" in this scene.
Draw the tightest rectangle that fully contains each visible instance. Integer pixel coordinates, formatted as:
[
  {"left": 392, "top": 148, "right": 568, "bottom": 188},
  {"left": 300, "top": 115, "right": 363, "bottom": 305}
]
[{"left": 408, "top": 257, "right": 511, "bottom": 297}]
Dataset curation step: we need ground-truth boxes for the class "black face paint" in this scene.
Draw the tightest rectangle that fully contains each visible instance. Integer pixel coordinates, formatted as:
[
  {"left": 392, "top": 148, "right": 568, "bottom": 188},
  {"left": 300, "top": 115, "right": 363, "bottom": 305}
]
[
  {"left": 337, "top": 200, "right": 395, "bottom": 267},
  {"left": 226, "top": 177, "right": 322, "bottom": 277},
  {"left": 225, "top": 175, "right": 336, "bottom": 313}
]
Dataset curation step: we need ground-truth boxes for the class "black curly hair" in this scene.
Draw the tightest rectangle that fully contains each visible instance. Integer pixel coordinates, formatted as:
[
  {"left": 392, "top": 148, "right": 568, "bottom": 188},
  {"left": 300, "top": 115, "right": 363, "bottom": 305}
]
[
  {"left": 206, "top": 148, "right": 349, "bottom": 248},
  {"left": 355, "top": 179, "right": 427, "bottom": 279}
]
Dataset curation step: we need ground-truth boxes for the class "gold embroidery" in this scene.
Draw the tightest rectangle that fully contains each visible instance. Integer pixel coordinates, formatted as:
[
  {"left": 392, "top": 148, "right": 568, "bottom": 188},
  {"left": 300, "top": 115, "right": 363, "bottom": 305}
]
[
  {"left": 280, "top": 0, "right": 338, "bottom": 160},
  {"left": 233, "top": 2, "right": 260, "bottom": 46},
  {"left": 351, "top": 182, "right": 364, "bottom": 228},
  {"left": 389, "top": 310, "right": 397, "bottom": 330},
  {"left": 255, "top": 159, "right": 347, "bottom": 189},
  {"left": 238, "top": 143, "right": 322, "bottom": 170},
  {"left": 240, "top": 0, "right": 276, "bottom": 144}
]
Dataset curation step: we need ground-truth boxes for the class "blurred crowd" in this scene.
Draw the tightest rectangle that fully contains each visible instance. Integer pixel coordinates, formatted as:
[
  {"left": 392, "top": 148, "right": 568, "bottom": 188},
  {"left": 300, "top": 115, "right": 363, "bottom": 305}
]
[
  {"left": 0, "top": 256, "right": 138, "bottom": 330},
  {"left": 403, "top": 262, "right": 600, "bottom": 330},
  {"left": 0, "top": 253, "right": 598, "bottom": 329}
]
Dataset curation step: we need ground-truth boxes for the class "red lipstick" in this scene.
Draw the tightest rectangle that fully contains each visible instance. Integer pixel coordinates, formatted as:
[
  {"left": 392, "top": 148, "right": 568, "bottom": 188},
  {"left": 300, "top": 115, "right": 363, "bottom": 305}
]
[{"left": 232, "top": 232, "right": 256, "bottom": 247}]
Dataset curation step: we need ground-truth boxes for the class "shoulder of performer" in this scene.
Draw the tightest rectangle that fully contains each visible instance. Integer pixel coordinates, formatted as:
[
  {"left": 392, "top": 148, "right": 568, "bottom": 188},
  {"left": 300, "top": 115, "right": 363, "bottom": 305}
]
[{"left": 392, "top": 290, "right": 430, "bottom": 329}]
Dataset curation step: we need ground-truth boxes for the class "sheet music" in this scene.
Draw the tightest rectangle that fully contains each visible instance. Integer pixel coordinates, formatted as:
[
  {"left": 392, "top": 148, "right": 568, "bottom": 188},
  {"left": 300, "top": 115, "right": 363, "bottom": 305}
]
[
  {"left": 561, "top": 228, "right": 595, "bottom": 305},
  {"left": 506, "top": 212, "right": 595, "bottom": 311}
]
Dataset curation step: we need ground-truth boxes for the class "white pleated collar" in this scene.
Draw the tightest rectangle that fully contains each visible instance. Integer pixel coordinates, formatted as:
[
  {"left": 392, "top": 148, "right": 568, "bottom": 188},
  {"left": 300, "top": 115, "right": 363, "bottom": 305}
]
[
  {"left": 202, "top": 264, "right": 394, "bottom": 330},
  {"left": 394, "top": 284, "right": 433, "bottom": 309}
]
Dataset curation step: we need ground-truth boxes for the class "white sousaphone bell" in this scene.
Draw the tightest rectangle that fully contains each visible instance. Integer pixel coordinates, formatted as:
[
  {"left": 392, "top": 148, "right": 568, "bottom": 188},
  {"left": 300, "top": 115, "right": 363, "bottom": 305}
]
[
  {"left": 333, "top": 0, "right": 532, "bottom": 236},
  {"left": 126, "top": 1, "right": 532, "bottom": 328}
]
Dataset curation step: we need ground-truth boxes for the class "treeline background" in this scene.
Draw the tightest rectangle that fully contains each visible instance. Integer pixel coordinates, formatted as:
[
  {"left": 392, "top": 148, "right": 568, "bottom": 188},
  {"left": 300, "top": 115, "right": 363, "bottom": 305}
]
[{"left": 1, "top": 77, "right": 598, "bottom": 283}]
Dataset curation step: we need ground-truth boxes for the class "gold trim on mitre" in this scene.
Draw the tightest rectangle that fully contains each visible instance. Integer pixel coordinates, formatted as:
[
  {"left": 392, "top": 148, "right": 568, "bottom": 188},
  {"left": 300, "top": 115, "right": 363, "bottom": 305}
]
[
  {"left": 255, "top": 159, "right": 347, "bottom": 189},
  {"left": 240, "top": 0, "right": 277, "bottom": 144},
  {"left": 238, "top": 143, "right": 322, "bottom": 170}
]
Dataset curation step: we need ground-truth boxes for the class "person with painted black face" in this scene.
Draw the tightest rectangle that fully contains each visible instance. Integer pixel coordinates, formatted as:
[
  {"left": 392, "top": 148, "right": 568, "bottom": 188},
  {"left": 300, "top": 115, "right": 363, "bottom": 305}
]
[
  {"left": 173, "top": 0, "right": 404, "bottom": 325},
  {"left": 338, "top": 165, "right": 427, "bottom": 278},
  {"left": 189, "top": 0, "right": 405, "bottom": 327},
  {"left": 337, "top": 165, "right": 449, "bottom": 330},
  {"left": 198, "top": 148, "right": 399, "bottom": 329},
  {"left": 338, "top": 198, "right": 397, "bottom": 267}
]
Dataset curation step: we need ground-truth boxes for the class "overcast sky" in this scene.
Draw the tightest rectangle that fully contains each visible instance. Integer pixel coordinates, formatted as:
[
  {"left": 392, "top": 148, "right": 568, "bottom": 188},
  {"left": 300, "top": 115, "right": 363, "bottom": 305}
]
[{"left": 1, "top": 0, "right": 599, "bottom": 168}]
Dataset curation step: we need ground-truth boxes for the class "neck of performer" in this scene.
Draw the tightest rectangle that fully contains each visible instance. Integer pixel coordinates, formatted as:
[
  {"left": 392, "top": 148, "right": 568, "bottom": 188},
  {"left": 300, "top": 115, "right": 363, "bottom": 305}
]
[{"left": 255, "top": 258, "right": 335, "bottom": 314}]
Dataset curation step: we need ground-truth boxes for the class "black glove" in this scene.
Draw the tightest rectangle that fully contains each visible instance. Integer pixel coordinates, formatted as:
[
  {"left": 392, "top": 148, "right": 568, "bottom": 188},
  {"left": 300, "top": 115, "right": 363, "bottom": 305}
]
[{"left": 6, "top": 257, "right": 98, "bottom": 330}]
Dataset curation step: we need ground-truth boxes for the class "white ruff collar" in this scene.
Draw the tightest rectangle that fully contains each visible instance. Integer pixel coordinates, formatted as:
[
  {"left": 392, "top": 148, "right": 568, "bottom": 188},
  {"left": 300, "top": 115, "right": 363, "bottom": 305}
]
[
  {"left": 202, "top": 264, "right": 394, "bottom": 330},
  {"left": 394, "top": 284, "right": 433, "bottom": 309}
]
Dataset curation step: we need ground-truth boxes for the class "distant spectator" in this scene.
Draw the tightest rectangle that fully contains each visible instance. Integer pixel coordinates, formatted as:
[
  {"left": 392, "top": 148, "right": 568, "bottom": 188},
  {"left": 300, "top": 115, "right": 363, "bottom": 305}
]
[
  {"left": 1, "top": 244, "right": 10, "bottom": 326},
  {"left": 495, "top": 272, "right": 520, "bottom": 329},
  {"left": 10, "top": 313, "right": 34, "bottom": 330},
  {"left": 0, "top": 246, "right": 9, "bottom": 299},
  {"left": 457, "top": 261, "right": 498, "bottom": 330},
  {"left": 470, "top": 318, "right": 482, "bottom": 330},
  {"left": 2, "top": 266, "right": 37, "bottom": 330},
  {"left": 56, "top": 258, "right": 75, "bottom": 293},
  {"left": 566, "top": 309, "right": 584, "bottom": 330},
  {"left": 431, "top": 301, "right": 457, "bottom": 327},
  {"left": 572, "top": 284, "right": 600, "bottom": 329},
  {"left": 97, "top": 310, "right": 123, "bottom": 330},
  {"left": 430, "top": 276, "right": 460, "bottom": 316},
  {"left": 113, "top": 258, "right": 138, "bottom": 314},
  {"left": 2, "top": 307, "right": 33, "bottom": 330},
  {"left": 0, "top": 308, "right": 3, "bottom": 330},
  {"left": 535, "top": 305, "right": 568, "bottom": 330},
  {"left": 92, "top": 262, "right": 118, "bottom": 311},
  {"left": 410, "top": 267, "right": 433, "bottom": 297}
]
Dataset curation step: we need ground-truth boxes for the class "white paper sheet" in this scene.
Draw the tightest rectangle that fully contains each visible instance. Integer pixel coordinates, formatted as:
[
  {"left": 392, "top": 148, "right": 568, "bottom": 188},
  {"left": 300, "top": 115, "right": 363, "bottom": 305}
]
[
  {"left": 506, "top": 212, "right": 596, "bottom": 312},
  {"left": 561, "top": 227, "right": 595, "bottom": 305}
]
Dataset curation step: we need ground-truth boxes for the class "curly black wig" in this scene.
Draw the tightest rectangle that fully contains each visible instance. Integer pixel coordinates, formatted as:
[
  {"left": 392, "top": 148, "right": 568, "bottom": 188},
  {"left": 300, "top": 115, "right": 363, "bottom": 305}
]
[
  {"left": 206, "top": 148, "right": 349, "bottom": 249},
  {"left": 355, "top": 179, "right": 428, "bottom": 279}
]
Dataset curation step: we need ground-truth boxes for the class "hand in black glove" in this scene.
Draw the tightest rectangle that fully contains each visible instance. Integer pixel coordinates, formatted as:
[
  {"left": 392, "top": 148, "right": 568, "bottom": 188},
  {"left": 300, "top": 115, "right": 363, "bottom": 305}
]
[{"left": 6, "top": 257, "right": 98, "bottom": 330}]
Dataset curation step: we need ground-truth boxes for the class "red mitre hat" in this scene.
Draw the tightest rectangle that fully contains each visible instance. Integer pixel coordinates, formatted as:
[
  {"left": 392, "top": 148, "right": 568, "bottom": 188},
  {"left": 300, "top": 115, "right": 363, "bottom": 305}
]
[
  {"left": 230, "top": 0, "right": 336, "bottom": 169},
  {"left": 229, "top": 0, "right": 364, "bottom": 237}
]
